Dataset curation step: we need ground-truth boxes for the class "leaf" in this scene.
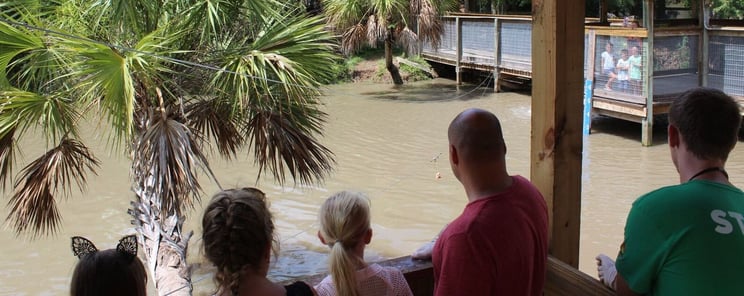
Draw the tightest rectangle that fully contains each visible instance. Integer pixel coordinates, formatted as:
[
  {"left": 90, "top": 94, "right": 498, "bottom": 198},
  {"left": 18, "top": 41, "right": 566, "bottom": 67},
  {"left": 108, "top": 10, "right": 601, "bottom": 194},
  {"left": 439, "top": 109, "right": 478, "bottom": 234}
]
[{"left": 6, "top": 138, "right": 99, "bottom": 237}]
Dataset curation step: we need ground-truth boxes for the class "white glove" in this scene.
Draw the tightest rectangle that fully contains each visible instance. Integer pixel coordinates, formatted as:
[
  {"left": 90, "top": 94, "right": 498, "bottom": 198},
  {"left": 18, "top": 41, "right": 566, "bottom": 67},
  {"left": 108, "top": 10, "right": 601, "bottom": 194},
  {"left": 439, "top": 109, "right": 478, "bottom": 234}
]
[
  {"left": 596, "top": 253, "right": 617, "bottom": 290},
  {"left": 411, "top": 241, "right": 435, "bottom": 260}
]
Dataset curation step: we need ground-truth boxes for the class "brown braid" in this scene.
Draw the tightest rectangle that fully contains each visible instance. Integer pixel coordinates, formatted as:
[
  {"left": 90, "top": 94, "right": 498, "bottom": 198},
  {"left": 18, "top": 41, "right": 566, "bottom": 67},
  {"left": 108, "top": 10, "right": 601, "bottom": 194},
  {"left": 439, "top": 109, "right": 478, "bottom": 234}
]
[{"left": 202, "top": 188, "right": 277, "bottom": 295}]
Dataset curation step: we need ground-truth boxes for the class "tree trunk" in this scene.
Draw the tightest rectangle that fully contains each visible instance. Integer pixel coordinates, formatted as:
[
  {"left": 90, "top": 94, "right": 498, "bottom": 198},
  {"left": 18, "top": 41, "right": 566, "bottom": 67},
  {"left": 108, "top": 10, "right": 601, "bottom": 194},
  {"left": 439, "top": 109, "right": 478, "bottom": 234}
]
[
  {"left": 385, "top": 33, "right": 404, "bottom": 85},
  {"left": 129, "top": 147, "right": 193, "bottom": 295},
  {"left": 130, "top": 191, "right": 193, "bottom": 296}
]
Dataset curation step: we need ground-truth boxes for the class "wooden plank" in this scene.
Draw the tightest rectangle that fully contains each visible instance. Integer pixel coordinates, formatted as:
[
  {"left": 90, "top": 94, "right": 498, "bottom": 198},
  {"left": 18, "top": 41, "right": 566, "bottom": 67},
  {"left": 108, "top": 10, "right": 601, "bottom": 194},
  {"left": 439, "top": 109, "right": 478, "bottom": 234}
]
[
  {"left": 584, "top": 27, "right": 649, "bottom": 38},
  {"left": 545, "top": 256, "right": 616, "bottom": 296},
  {"left": 592, "top": 99, "right": 647, "bottom": 117},
  {"left": 494, "top": 18, "right": 501, "bottom": 92},
  {"left": 531, "top": 0, "right": 584, "bottom": 269}
]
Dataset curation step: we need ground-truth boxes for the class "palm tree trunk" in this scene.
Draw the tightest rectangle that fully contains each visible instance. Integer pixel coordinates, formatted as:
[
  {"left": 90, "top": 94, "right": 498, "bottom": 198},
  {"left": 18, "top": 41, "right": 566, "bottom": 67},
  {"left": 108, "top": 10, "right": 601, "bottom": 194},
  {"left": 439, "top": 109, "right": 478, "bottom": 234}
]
[
  {"left": 385, "top": 33, "right": 404, "bottom": 85},
  {"left": 130, "top": 171, "right": 193, "bottom": 296},
  {"left": 130, "top": 186, "right": 193, "bottom": 296}
]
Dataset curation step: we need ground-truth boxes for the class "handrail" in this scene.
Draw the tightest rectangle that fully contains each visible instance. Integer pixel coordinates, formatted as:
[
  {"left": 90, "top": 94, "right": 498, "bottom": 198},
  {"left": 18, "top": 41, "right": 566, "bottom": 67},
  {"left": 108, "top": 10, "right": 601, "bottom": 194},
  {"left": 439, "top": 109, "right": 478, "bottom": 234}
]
[{"left": 281, "top": 255, "right": 615, "bottom": 296}]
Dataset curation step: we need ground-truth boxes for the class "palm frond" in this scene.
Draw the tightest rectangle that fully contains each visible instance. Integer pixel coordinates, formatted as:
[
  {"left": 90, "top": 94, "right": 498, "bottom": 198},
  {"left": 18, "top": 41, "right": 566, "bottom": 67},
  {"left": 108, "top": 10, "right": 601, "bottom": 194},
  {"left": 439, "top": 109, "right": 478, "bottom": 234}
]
[
  {"left": 416, "top": 0, "right": 445, "bottom": 48},
  {"left": 90, "top": 0, "right": 162, "bottom": 36},
  {"left": 0, "top": 128, "right": 16, "bottom": 191},
  {"left": 396, "top": 26, "right": 418, "bottom": 53},
  {"left": 245, "top": 105, "right": 335, "bottom": 186},
  {"left": 0, "top": 89, "right": 80, "bottom": 143},
  {"left": 342, "top": 24, "right": 369, "bottom": 55},
  {"left": 183, "top": 97, "right": 243, "bottom": 158},
  {"left": 322, "top": 0, "right": 369, "bottom": 29},
  {"left": 71, "top": 40, "right": 135, "bottom": 145},
  {"left": 6, "top": 138, "right": 99, "bottom": 236},
  {"left": 0, "top": 16, "right": 44, "bottom": 88},
  {"left": 132, "top": 109, "right": 211, "bottom": 217}
]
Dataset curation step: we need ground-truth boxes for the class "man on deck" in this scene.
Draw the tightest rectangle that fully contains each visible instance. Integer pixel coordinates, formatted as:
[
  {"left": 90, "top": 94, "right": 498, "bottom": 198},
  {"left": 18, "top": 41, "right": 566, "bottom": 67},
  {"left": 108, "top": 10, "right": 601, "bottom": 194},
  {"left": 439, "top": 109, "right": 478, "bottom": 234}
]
[
  {"left": 597, "top": 87, "right": 744, "bottom": 295},
  {"left": 413, "top": 108, "right": 549, "bottom": 296}
]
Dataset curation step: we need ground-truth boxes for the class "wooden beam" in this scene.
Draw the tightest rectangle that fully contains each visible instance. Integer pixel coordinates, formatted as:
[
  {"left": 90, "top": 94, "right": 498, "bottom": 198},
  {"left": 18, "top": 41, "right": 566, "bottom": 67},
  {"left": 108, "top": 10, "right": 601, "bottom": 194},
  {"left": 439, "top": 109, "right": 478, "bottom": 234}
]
[
  {"left": 642, "top": 0, "right": 654, "bottom": 146},
  {"left": 531, "top": 0, "right": 585, "bottom": 268},
  {"left": 456, "top": 16, "right": 462, "bottom": 85},
  {"left": 545, "top": 256, "right": 616, "bottom": 296}
]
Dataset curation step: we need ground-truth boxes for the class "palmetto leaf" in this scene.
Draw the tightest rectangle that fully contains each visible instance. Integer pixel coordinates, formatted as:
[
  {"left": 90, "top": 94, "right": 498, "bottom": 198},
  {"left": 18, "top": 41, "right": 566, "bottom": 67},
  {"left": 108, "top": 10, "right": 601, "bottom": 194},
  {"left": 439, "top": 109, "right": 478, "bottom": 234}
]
[
  {"left": 245, "top": 104, "right": 334, "bottom": 186},
  {"left": 6, "top": 138, "right": 99, "bottom": 236},
  {"left": 132, "top": 109, "right": 211, "bottom": 216},
  {"left": 0, "top": 128, "right": 16, "bottom": 191},
  {"left": 183, "top": 97, "right": 243, "bottom": 159}
]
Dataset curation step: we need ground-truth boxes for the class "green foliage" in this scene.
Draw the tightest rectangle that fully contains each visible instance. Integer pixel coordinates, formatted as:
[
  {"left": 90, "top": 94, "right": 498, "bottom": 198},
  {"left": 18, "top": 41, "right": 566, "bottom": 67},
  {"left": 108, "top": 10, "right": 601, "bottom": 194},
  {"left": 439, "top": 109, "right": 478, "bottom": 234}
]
[
  {"left": 399, "top": 55, "right": 433, "bottom": 82},
  {"left": 711, "top": 0, "right": 744, "bottom": 19},
  {"left": 0, "top": 0, "right": 339, "bottom": 237}
]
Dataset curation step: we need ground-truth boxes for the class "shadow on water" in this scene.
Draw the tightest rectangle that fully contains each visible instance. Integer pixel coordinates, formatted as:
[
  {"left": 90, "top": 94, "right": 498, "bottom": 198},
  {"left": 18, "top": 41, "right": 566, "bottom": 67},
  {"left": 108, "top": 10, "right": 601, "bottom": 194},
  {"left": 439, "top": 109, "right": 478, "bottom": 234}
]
[
  {"left": 589, "top": 115, "right": 670, "bottom": 146},
  {"left": 361, "top": 81, "right": 497, "bottom": 103}
]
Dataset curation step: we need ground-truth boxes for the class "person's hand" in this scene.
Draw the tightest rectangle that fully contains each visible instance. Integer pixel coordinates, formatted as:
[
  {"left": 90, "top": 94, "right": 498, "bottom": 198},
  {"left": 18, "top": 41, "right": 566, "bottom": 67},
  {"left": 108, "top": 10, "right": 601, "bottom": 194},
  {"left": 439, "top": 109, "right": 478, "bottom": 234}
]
[
  {"left": 596, "top": 254, "right": 617, "bottom": 290},
  {"left": 411, "top": 241, "right": 435, "bottom": 260}
]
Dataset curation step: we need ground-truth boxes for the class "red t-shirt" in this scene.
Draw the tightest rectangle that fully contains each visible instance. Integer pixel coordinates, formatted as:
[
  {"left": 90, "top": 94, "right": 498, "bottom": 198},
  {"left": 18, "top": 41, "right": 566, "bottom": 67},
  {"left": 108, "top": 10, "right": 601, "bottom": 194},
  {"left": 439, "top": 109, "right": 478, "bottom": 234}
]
[{"left": 432, "top": 175, "right": 549, "bottom": 296}]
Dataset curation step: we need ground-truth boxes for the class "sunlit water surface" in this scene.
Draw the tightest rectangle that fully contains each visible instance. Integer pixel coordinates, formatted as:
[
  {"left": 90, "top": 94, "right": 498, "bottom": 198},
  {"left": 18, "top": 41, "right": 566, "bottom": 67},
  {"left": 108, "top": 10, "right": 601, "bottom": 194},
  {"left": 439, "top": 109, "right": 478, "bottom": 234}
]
[{"left": 2, "top": 79, "right": 744, "bottom": 295}]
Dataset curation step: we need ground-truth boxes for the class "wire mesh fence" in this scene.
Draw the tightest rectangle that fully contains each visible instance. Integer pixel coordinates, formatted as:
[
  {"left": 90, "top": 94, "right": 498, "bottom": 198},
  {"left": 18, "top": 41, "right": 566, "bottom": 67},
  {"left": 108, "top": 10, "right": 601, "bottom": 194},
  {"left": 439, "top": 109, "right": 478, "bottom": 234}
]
[
  {"left": 708, "top": 34, "right": 744, "bottom": 97},
  {"left": 592, "top": 34, "right": 648, "bottom": 101}
]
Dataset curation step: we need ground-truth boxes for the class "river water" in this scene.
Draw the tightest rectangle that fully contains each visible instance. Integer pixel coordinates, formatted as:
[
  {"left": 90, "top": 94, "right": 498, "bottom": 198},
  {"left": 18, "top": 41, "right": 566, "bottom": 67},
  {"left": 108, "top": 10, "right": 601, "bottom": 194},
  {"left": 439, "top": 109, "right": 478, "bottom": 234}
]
[{"left": 2, "top": 79, "right": 743, "bottom": 295}]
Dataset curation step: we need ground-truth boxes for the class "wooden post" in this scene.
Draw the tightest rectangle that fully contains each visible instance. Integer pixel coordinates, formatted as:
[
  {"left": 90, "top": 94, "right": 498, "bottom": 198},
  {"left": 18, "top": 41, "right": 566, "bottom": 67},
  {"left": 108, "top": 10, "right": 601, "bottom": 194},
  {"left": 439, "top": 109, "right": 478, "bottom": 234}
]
[
  {"left": 584, "top": 30, "right": 597, "bottom": 135},
  {"left": 494, "top": 17, "right": 501, "bottom": 92},
  {"left": 700, "top": 0, "right": 709, "bottom": 87},
  {"left": 642, "top": 0, "right": 654, "bottom": 146},
  {"left": 456, "top": 16, "right": 463, "bottom": 85},
  {"left": 531, "top": 0, "right": 585, "bottom": 268},
  {"left": 600, "top": 0, "right": 608, "bottom": 24}
]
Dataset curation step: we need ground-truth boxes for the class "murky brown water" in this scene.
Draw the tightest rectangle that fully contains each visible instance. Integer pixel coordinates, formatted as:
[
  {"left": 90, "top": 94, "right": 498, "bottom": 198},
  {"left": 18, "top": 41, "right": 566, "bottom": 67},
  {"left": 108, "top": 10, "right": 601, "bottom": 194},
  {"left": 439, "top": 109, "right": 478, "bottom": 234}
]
[{"left": 2, "top": 79, "right": 744, "bottom": 295}]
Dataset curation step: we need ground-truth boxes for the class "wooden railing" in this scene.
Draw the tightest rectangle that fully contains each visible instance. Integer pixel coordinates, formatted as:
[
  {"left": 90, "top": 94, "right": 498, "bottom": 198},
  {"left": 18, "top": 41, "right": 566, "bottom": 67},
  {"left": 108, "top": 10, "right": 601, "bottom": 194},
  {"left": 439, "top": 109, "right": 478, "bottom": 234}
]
[{"left": 284, "top": 255, "right": 614, "bottom": 296}]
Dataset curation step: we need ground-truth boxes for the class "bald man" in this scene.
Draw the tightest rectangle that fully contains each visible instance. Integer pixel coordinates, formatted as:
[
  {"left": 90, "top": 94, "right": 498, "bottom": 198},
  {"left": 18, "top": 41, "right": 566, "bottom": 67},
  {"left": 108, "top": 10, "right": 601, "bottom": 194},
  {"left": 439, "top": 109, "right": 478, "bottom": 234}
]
[{"left": 416, "top": 108, "right": 548, "bottom": 296}]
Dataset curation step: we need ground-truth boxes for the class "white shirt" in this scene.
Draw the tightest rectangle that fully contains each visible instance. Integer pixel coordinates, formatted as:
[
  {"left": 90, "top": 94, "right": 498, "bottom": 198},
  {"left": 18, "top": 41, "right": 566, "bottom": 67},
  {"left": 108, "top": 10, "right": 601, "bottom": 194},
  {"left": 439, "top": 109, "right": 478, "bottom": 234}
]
[{"left": 315, "top": 263, "right": 413, "bottom": 296}]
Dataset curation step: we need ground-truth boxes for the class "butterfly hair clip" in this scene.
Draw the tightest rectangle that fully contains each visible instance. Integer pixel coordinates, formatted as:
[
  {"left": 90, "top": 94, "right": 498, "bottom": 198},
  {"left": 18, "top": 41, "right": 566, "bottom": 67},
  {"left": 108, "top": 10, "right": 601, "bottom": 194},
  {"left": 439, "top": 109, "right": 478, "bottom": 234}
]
[{"left": 71, "top": 235, "right": 138, "bottom": 262}]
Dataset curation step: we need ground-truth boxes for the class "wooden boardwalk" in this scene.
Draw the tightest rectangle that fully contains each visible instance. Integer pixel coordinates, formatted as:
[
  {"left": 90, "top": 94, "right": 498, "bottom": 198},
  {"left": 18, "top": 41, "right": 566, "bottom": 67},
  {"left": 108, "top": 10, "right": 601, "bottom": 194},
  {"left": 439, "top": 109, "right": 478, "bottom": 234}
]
[{"left": 422, "top": 14, "right": 744, "bottom": 145}]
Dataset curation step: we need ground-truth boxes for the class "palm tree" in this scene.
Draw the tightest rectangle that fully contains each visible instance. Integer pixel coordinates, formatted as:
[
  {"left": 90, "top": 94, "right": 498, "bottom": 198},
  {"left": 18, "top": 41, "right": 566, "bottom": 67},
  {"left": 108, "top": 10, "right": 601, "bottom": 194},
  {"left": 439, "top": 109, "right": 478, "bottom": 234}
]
[
  {"left": 0, "top": 0, "right": 338, "bottom": 295},
  {"left": 322, "top": 0, "right": 457, "bottom": 85}
]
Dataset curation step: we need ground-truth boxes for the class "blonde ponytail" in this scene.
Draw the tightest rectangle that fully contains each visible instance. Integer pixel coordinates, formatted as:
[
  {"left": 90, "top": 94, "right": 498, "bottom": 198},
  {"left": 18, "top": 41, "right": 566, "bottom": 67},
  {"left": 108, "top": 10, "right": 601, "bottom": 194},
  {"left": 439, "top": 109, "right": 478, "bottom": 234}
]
[{"left": 319, "top": 191, "right": 371, "bottom": 296}]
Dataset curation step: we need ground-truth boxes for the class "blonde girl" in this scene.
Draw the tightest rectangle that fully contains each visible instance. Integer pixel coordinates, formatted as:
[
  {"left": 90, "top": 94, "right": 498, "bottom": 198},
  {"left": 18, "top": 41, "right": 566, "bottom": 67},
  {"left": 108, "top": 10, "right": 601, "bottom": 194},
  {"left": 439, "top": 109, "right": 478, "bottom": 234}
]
[{"left": 315, "top": 191, "right": 413, "bottom": 296}]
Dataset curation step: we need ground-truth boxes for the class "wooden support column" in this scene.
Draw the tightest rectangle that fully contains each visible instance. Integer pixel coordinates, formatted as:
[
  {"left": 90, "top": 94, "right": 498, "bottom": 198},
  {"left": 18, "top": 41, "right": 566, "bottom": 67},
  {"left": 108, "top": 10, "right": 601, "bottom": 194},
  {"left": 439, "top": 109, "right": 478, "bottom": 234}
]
[
  {"left": 456, "top": 16, "right": 463, "bottom": 85},
  {"left": 600, "top": 0, "right": 608, "bottom": 23},
  {"left": 531, "top": 0, "right": 585, "bottom": 268},
  {"left": 494, "top": 18, "right": 501, "bottom": 92},
  {"left": 641, "top": 0, "right": 654, "bottom": 146},
  {"left": 700, "top": 0, "right": 709, "bottom": 87}
]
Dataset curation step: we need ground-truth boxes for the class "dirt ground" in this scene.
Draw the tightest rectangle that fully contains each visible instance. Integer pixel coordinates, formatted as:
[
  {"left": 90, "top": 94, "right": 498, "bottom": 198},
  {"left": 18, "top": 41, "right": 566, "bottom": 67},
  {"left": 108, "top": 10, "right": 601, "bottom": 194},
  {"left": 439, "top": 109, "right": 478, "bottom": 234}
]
[{"left": 350, "top": 59, "right": 419, "bottom": 83}]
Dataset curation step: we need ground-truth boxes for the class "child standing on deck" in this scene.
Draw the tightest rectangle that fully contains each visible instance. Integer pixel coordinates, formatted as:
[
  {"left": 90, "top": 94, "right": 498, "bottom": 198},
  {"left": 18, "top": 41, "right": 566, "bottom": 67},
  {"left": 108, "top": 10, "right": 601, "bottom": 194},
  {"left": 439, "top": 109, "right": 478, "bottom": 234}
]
[
  {"left": 616, "top": 49, "right": 630, "bottom": 93},
  {"left": 315, "top": 191, "right": 413, "bottom": 296},
  {"left": 602, "top": 42, "right": 617, "bottom": 90}
]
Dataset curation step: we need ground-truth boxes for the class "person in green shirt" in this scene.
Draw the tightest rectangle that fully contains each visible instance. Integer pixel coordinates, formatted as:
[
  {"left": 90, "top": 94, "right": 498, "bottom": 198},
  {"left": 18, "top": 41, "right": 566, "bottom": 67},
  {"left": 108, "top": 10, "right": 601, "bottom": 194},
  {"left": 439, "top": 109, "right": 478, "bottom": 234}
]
[{"left": 596, "top": 87, "right": 744, "bottom": 296}]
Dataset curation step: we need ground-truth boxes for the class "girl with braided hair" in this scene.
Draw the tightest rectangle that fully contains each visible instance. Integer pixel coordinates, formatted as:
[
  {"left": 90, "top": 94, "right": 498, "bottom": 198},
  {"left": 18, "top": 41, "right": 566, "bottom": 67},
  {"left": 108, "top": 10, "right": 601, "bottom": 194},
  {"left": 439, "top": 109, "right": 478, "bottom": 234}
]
[
  {"left": 315, "top": 191, "right": 412, "bottom": 296},
  {"left": 201, "top": 187, "right": 315, "bottom": 296}
]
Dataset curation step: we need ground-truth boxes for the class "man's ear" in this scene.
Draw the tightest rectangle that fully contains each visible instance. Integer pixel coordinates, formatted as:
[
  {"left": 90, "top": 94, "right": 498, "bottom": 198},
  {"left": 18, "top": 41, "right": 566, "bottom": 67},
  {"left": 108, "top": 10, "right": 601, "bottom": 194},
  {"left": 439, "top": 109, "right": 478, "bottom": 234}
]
[
  {"left": 317, "top": 231, "right": 327, "bottom": 245},
  {"left": 449, "top": 145, "right": 459, "bottom": 165},
  {"left": 668, "top": 124, "right": 680, "bottom": 148},
  {"left": 364, "top": 228, "right": 373, "bottom": 245}
]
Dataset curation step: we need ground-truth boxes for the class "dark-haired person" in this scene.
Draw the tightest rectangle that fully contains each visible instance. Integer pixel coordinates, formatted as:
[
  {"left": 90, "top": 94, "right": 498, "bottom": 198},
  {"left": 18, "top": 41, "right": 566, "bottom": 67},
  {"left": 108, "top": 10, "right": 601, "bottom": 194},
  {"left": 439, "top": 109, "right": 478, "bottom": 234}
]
[
  {"left": 201, "top": 187, "right": 316, "bottom": 296},
  {"left": 414, "top": 108, "right": 549, "bottom": 296},
  {"left": 70, "top": 235, "right": 147, "bottom": 296},
  {"left": 597, "top": 87, "right": 744, "bottom": 295}
]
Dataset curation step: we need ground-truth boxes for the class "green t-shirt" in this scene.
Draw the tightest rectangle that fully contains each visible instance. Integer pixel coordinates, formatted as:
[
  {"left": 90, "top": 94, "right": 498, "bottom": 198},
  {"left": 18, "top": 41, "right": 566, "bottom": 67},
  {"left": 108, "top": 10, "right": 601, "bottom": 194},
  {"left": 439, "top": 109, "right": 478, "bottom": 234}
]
[
  {"left": 628, "top": 55, "right": 642, "bottom": 80},
  {"left": 616, "top": 180, "right": 744, "bottom": 296}
]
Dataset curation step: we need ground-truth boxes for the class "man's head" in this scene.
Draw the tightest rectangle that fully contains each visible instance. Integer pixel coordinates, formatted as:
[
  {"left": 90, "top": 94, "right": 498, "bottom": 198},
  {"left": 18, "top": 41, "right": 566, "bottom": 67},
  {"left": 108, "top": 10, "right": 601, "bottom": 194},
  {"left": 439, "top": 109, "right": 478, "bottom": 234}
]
[
  {"left": 606, "top": 42, "right": 613, "bottom": 52},
  {"left": 668, "top": 87, "right": 741, "bottom": 162},
  {"left": 448, "top": 108, "right": 506, "bottom": 180}
]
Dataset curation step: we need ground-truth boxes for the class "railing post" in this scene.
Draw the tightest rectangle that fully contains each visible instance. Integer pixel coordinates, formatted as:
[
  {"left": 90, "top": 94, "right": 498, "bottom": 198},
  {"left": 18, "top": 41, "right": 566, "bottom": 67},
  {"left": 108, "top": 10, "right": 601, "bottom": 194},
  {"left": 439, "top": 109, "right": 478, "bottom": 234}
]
[
  {"left": 456, "top": 16, "right": 462, "bottom": 85},
  {"left": 494, "top": 17, "right": 501, "bottom": 92},
  {"left": 700, "top": 1, "right": 709, "bottom": 87},
  {"left": 642, "top": 0, "right": 654, "bottom": 146}
]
